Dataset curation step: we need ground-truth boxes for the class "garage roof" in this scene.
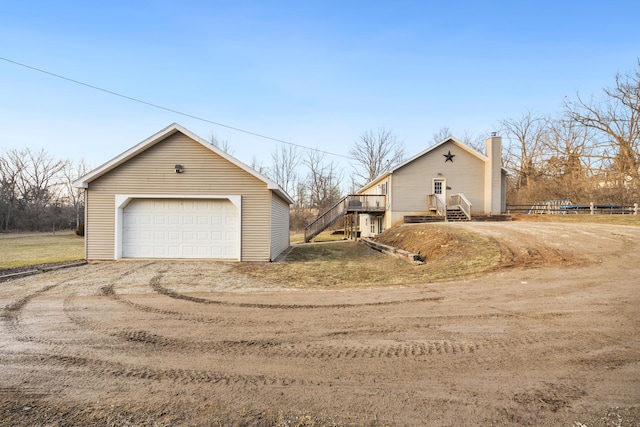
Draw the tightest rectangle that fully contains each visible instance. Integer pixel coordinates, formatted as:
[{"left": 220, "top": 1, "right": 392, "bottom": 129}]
[{"left": 73, "top": 123, "right": 294, "bottom": 204}]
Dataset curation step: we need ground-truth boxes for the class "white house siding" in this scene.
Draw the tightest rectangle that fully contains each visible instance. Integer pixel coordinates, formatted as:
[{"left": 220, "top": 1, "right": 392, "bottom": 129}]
[
  {"left": 358, "top": 175, "right": 392, "bottom": 232},
  {"left": 390, "top": 141, "right": 486, "bottom": 223},
  {"left": 85, "top": 132, "right": 272, "bottom": 261},
  {"left": 270, "top": 193, "right": 291, "bottom": 260},
  {"left": 484, "top": 136, "right": 503, "bottom": 215}
]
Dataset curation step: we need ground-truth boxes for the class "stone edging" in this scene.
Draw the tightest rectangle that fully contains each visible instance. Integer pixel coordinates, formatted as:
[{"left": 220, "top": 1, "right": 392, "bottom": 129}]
[
  {"left": 0, "top": 261, "right": 88, "bottom": 282},
  {"left": 361, "top": 238, "right": 425, "bottom": 265}
]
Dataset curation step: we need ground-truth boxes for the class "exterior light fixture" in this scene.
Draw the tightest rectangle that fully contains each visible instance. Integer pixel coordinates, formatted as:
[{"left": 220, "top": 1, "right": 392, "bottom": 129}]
[{"left": 175, "top": 164, "right": 185, "bottom": 173}]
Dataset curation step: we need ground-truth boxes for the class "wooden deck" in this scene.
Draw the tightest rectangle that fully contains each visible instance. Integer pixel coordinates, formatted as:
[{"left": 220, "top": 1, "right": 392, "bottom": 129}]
[{"left": 304, "top": 195, "right": 385, "bottom": 242}]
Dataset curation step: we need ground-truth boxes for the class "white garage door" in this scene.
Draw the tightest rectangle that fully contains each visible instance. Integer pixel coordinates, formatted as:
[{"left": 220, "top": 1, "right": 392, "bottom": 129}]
[{"left": 122, "top": 199, "right": 239, "bottom": 259}]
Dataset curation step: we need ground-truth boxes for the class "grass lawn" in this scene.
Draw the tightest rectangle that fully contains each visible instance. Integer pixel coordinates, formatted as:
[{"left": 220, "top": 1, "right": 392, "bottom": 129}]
[
  {"left": 290, "top": 230, "right": 345, "bottom": 244},
  {"left": 0, "top": 231, "right": 84, "bottom": 269},
  {"left": 234, "top": 226, "right": 501, "bottom": 288}
]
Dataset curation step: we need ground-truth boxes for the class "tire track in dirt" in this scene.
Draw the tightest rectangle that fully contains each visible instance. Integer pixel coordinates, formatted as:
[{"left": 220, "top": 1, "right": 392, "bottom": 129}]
[
  {"left": 1, "top": 263, "right": 157, "bottom": 348},
  {"left": 0, "top": 263, "right": 114, "bottom": 337},
  {"left": 95, "top": 284, "right": 231, "bottom": 325},
  {"left": 64, "top": 288, "right": 487, "bottom": 360},
  {"left": 3, "top": 258, "right": 585, "bottom": 397},
  {"left": 18, "top": 353, "right": 322, "bottom": 388},
  {"left": 150, "top": 273, "right": 444, "bottom": 309},
  {"left": 62, "top": 277, "right": 492, "bottom": 361},
  {"left": 64, "top": 276, "right": 555, "bottom": 362}
]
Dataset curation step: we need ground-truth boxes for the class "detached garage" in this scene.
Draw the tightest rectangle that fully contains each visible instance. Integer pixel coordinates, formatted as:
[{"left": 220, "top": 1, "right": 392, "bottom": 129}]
[{"left": 74, "top": 123, "right": 293, "bottom": 262}]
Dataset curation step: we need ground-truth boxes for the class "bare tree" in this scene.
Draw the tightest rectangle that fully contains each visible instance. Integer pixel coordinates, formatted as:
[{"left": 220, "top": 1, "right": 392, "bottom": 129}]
[
  {"left": 208, "top": 133, "right": 234, "bottom": 155},
  {"left": 433, "top": 126, "right": 487, "bottom": 153},
  {"left": 460, "top": 130, "right": 491, "bottom": 154},
  {"left": 61, "top": 158, "right": 89, "bottom": 230},
  {"left": 541, "top": 118, "right": 596, "bottom": 202},
  {"left": 16, "top": 148, "right": 66, "bottom": 231},
  {"left": 565, "top": 61, "right": 640, "bottom": 201},
  {"left": 304, "top": 150, "right": 343, "bottom": 214},
  {"left": 249, "top": 156, "right": 268, "bottom": 176},
  {"left": 289, "top": 180, "right": 315, "bottom": 233},
  {"left": 0, "top": 149, "right": 25, "bottom": 231},
  {"left": 501, "top": 112, "right": 549, "bottom": 190},
  {"left": 270, "top": 144, "right": 300, "bottom": 198},
  {"left": 350, "top": 128, "right": 404, "bottom": 186}
]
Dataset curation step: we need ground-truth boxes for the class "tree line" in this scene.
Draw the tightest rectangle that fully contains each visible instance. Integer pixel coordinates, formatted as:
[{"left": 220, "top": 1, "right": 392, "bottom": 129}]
[
  {"left": 2, "top": 60, "right": 638, "bottom": 233},
  {"left": 502, "top": 61, "right": 639, "bottom": 205},
  {"left": 0, "top": 149, "right": 87, "bottom": 233}
]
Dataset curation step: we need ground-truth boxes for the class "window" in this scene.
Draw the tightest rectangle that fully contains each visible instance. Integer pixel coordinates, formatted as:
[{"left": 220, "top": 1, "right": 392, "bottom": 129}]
[{"left": 434, "top": 180, "right": 443, "bottom": 194}]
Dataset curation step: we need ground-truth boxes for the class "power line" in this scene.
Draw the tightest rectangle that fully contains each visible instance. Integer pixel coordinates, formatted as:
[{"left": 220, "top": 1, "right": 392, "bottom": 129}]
[{"left": 0, "top": 56, "right": 353, "bottom": 160}]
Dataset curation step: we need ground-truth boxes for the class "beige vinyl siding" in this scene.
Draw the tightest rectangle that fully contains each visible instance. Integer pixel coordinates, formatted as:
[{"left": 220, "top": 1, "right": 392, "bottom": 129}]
[
  {"left": 270, "top": 194, "right": 290, "bottom": 260},
  {"left": 85, "top": 132, "right": 272, "bottom": 261},
  {"left": 391, "top": 141, "right": 486, "bottom": 218},
  {"left": 359, "top": 176, "right": 390, "bottom": 197}
]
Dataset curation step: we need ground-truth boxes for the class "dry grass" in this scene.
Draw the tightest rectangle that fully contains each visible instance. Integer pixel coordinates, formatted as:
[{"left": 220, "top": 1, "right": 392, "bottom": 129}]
[
  {"left": 0, "top": 231, "right": 84, "bottom": 269},
  {"left": 290, "top": 230, "right": 345, "bottom": 244},
  {"left": 235, "top": 224, "right": 501, "bottom": 288},
  {"left": 374, "top": 223, "right": 502, "bottom": 279}
]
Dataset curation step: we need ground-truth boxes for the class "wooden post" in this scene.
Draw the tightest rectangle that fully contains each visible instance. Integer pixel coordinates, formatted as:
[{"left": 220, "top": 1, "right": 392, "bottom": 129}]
[
  {"left": 634, "top": 203, "right": 638, "bottom": 215},
  {"left": 354, "top": 211, "right": 359, "bottom": 240},
  {"left": 590, "top": 202, "right": 595, "bottom": 215}
]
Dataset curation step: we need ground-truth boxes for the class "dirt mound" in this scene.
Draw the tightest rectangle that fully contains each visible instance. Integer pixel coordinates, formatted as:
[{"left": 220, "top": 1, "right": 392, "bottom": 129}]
[
  {"left": 375, "top": 224, "right": 462, "bottom": 259},
  {"left": 374, "top": 223, "right": 502, "bottom": 278},
  {"left": 374, "top": 222, "right": 579, "bottom": 271}
]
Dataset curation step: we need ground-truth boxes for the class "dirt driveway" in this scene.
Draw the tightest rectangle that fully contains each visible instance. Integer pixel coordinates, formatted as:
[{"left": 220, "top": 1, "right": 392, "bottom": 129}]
[{"left": 1, "top": 222, "right": 639, "bottom": 426}]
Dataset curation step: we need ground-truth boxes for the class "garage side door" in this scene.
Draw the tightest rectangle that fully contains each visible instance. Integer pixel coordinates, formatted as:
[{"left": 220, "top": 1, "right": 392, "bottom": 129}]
[{"left": 123, "top": 199, "right": 238, "bottom": 259}]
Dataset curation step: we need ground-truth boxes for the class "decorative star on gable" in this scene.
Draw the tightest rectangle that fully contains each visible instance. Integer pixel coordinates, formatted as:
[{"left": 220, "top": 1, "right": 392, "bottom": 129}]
[{"left": 443, "top": 150, "right": 455, "bottom": 163}]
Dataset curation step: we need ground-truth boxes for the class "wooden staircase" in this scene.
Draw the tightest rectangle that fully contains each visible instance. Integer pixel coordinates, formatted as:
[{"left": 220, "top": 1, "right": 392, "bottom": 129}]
[
  {"left": 446, "top": 206, "right": 469, "bottom": 222},
  {"left": 420, "top": 193, "right": 472, "bottom": 223},
  {"left": 404, "top": 206, "right": 469, "bottom": 224},
  {"left": 304, "top": 195, "right": 386, "bottom": 242}
]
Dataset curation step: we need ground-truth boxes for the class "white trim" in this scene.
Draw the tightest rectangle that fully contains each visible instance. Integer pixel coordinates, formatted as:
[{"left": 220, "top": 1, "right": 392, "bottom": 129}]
[
  {"left": 73, "top": 123, "right": 293, "bottom": 204},
  {"left": 114, "top": 194, "right": 242, "bottom": 261},
  {"left": 358, "top": 137, "right": 488, "bottom": 194},
  {"left": 432, "top": 177, "right": 447, "bottom": 205},
  {"left": 394, "top": 137, "right": 488, "bottom": 172}
]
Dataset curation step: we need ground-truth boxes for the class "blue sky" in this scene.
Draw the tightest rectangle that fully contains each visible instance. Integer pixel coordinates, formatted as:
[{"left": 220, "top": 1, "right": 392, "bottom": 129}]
[{"left": 1, "top": 1, "right": 639, "bottom": 178}]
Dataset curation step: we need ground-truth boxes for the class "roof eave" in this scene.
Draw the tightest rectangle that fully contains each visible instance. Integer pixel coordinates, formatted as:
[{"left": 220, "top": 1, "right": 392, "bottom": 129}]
[
  {"left": 72, "top": 123, "right": 295, "bottom": 204},
  {"left": 357, "top": 171, "right": 392, "bottom": 194}
]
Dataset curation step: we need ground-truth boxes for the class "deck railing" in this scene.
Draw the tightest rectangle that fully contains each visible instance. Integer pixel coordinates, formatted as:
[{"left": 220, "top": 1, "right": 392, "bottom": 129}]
[
  {"left": 428, "top": 193, "right": 472, "bottom": 221},
  {"left": 449, "top": 193, "right": 472, "bottom": 220},
  {"left": 427, "top": 194, "right": 446, "bottom": 217}
]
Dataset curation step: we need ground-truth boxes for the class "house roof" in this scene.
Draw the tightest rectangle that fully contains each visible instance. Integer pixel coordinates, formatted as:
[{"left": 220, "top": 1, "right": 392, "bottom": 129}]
[
  {"left": 73, "top": 123, "right": 294, "bottom": 204},
  {"left": 358, "top": 136, "right": 497, "bottom": 193}
]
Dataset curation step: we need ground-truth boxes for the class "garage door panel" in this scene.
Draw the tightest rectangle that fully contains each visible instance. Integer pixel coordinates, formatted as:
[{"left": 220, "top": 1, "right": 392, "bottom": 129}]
[{"left": 123, "top": 198, "right": 238, "bottom": 259}]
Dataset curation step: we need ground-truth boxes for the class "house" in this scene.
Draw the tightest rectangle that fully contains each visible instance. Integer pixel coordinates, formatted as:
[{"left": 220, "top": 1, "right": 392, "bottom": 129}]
[
  {"left": 73, "top": 123, "right": 293, "bottom": 262},
  {"left": 304, "top": 134, "right": 506, "bottom": 242}
]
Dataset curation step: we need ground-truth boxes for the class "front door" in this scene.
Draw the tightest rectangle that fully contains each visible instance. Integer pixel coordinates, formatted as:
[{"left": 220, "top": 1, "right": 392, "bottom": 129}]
[{"left": 433, "top": 178, "right": 446, "bottom": 205}]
